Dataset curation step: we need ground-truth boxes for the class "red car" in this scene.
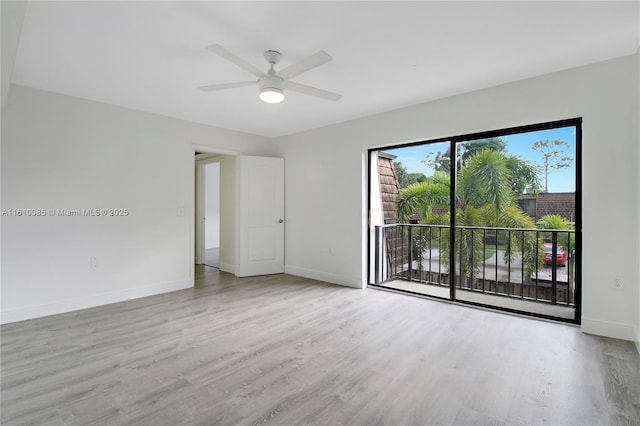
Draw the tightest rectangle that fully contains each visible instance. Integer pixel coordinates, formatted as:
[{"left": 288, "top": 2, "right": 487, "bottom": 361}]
[{"left": 543, "top": 243, "right": 567, "bottom": 267}]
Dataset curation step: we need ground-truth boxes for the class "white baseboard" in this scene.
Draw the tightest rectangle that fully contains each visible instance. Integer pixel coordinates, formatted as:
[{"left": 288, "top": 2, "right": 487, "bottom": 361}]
[
  {"left": 284, "top": 265, "right": 363, "bottom": 289},
  {"left": 0, "top": 279, "right": 193, "bottom": 324},
  {"left": 581, "top": 316, "right": 637, "bottom": 342},
  {"left": 219, "top": 262, "right": 235, "bottom": 274},
  {"left": 635, "top": 328, "right": 640, "bottom": 354}
]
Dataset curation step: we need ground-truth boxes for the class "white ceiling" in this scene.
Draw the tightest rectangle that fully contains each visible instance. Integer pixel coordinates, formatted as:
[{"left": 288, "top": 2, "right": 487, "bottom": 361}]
[{"left": 11, "top": 1, "right": 640, "bottom": 138}]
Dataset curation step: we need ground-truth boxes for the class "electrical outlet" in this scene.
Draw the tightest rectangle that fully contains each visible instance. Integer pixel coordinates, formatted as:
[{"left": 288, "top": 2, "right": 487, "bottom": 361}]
[
  {"left": 90, "top": 257, "right": 98, "bottom": 269},
  {"left": 613, "top": 277, "right": 622, "bottom": 290}
]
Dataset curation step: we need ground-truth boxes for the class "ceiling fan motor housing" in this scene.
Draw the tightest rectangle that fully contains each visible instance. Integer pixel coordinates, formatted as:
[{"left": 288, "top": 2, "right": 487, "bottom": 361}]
[
  {"left": 259, "top": 73, "right": 284, "bottom": 93},
  {"left": 260, "top": 50, "right": 284, "bottom": 101}
]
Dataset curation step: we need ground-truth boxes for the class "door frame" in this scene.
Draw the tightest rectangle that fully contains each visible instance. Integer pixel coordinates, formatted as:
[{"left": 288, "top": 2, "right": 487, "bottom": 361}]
[
  {"left": 195, "top": 154, "right": 221, "bottom": 265},
  {"left": 193, "top": 145, "right": 239, "bottom": 270}
]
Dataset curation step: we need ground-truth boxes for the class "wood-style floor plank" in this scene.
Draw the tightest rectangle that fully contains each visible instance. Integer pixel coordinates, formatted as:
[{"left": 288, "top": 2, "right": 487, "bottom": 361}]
[{"left": 2, "top": 266, "right": 639, "bottom": 425}]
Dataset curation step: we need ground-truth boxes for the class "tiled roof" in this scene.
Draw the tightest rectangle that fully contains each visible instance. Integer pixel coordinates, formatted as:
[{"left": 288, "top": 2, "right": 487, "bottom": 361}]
[
  {"left": 519, "top": 192, "right": 576, "bottom": 222},
  {"left": 536, "top": 192, "right": 576, "bottom": 221},
  {"left": 377, "top": 153, "right": 409, "bottom": 267}
]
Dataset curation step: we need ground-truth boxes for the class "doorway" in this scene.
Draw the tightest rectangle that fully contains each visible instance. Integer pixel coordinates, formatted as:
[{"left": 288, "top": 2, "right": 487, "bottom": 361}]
[
  {"left": 194, "top": 152, "right": 285, "bottom": 276},
  {"left": 195, "top": 153, "right": 223, "bottom": 269}
]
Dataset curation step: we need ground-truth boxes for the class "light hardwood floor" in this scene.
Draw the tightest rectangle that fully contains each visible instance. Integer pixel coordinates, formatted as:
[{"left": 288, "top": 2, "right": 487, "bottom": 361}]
[
  {"left": 204, "top": 248, "right": 219, "bottom": 268},
  {"left": 2, "top": 266, "right": 639, "bottom": 425}
]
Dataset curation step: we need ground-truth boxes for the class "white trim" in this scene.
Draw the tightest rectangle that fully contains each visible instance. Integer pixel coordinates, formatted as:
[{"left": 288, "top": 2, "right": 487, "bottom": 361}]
[
  {"left": 285, "top": 265, "right": 363, "bottom": 289},
  {"left": 1, "top": 279, "right": 192, "bottom": 324},
  {"left": 219, "top": 262, "right": 235, "bottom": 274},
  {"left": 192, "top": 144, "right": 240, "bottom": 156},
  {"left": 195, "top": 154, "right": 223, "bottom": 164},
  {"left": 194, "top": 161, "right": 204, "bottom": 265},
  {"left": 581, "top": 316, "right": 637, "bottom": 341}
]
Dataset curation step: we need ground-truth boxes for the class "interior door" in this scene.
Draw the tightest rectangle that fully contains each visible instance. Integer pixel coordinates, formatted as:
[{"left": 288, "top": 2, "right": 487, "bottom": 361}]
[{"left": 237, "top": 155, "right": 285, "bottom": 276}]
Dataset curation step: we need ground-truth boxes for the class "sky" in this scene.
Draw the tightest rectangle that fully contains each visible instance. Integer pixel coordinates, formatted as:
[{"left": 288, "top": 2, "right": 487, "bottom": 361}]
[{"left": 384, "top": 125, "right": 576, "bottom": 193}]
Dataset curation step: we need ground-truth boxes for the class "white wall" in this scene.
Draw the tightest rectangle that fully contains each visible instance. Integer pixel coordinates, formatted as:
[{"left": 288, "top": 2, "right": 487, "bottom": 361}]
[
  {"left": 205, "top": 162, "right": 220, "bottom": 249},
  {"left": 274, "top": 54, "right": 640, "bottom": 342},
  {"left": 0, "top": 0, "right": 28, "bottom": 316},
  {"left": 1, "top": 84, "right": 273, "bottom": 323},
  {"left": 0, "top": 1, "right": 26, "bottom": 109}
]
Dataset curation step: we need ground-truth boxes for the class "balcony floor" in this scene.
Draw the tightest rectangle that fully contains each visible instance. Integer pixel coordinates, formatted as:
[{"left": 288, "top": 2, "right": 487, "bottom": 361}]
[{"left": 380, "top": 279, "right": 575, "bottom": 320}]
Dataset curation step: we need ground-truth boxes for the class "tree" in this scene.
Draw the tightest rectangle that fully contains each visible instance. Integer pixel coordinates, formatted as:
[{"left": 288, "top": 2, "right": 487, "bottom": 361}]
[
  {"left": 393, "top": 161, "right": 427, "bottom": 189},
  {"left": 530, "top": 139, "right": 573, "bottom": 192},
  {"left": 424, "top": 150, "right": 451, "bottom": 174},
  {"left": 457, "top": 149, "right": 515, "bottom": 210},
  {"left": 396, "top": 172, "right": 449, "bottom": 220},
  {"left": 398, "top": 149, "right": 539, "bottom": 285},
  {"left": 400, "top": 149, "right": 521, "bottom": 221},
  {"left": 505, "top": 155, "right": 541, "bottom": 196},
  {"left": 424, "top": 138, "right": 507, "bottom": 174},
  {"left": 461, "top": 138, "right": 508, "bottom": 159},
  {"left": 423, "top": 139, "right": 540, "bottom": 195}
]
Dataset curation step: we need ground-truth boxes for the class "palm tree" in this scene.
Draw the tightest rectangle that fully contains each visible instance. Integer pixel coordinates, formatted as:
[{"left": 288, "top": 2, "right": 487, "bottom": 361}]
[
  {"left": 397, "top": 149, "right": 540, "bottom": 286},
  {"left": 396, "top": 172, "right": 449, "bottom": 221}
]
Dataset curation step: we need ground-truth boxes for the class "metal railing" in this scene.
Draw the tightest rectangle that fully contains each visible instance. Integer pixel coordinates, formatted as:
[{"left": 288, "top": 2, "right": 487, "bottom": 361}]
[{"left": 373, "top": 223, "right": 575, "bottom": 306}]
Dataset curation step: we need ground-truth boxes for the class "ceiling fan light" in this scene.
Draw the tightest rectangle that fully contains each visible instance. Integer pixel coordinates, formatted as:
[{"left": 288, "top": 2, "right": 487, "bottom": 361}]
[{"left": 259, "top": 87, "right": 284, "bottom": 103}]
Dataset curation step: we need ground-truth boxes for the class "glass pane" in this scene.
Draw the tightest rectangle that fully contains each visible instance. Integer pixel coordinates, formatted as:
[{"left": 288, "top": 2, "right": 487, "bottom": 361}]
[
  {"left": 371, "top": 142, "right": 452, "bottom": 298},
  {"left": 453, "top": 129, "right": 576, "bottom": 320}
]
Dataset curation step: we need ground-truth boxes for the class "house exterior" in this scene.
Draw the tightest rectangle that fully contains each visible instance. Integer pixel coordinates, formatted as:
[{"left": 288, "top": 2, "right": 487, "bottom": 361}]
[
  {"left": 376, "top": 153, "right": 401, "bottom": 224},
  {"left": 519, "top": 192, "right": 576, "bottom": 222}
]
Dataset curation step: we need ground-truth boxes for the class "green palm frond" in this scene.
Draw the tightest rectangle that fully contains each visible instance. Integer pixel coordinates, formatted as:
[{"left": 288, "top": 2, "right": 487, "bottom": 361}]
[
  {"left": 537, "top": 214, "right": 572, "bottom": 230},
  {"left": 537, "top": 214, "right": 575, "bottom": 250},
  {"left": 457, "top": 205, "right": 485, "bottom": 226},
  {"left": 483, "top": 204, "right": 537, "bottom": 229},
  {"left": 459, "top": 149, "right": 515, "bottom": 209},
  {"left": 397, "top": 181, "right": 449, "bottom": 223},
  {"left": 427, "top": 171, "right": 451, "bottom": 187}
]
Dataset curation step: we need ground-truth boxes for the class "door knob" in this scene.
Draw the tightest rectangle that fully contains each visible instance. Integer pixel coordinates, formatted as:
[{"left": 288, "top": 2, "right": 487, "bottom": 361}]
[{"left": 278, "top": 219, "right": 284, "bottom": 223}]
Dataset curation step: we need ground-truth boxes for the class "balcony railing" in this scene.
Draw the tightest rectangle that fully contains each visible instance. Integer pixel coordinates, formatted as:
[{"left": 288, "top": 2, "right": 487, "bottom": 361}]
[{"left": 373, "top": 224, "right": 575, "bottom": 307}]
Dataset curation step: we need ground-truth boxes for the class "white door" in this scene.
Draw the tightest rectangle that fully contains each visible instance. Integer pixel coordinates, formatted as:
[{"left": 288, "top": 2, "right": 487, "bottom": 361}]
[{"left": 237, "top": 155, "right": 285, "bottom": 276}]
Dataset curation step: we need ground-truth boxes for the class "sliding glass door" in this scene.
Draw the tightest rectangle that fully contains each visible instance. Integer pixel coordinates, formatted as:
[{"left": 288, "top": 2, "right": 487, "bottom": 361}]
[{"left": 369, "top": 118, "right": 581, "bottom": 323}]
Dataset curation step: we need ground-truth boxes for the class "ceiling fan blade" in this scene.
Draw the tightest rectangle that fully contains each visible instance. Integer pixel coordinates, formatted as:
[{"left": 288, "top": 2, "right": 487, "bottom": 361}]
[
  {"left": 285, "top": 81, "right": 341, "bottom": 101},
  {"left": 205, "top": 44, "right": 265, "bottom": 78},
  {"left": 276, "top": 51, "right": 332, "bottom": 80},
  {"left": 198, "top": 81, "right": 257, "bottom": 92}
]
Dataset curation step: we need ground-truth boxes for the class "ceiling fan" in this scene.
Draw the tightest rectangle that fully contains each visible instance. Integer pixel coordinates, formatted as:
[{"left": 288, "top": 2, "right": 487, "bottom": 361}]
[{"left": 198, "top": 44, "right": 341, "bottom": 104}]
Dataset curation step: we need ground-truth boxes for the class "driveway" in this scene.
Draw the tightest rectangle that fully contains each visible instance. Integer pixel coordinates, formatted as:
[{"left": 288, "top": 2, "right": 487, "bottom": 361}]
[{"left": 417, "top": 249, "right": 569, "bottom": 284}]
